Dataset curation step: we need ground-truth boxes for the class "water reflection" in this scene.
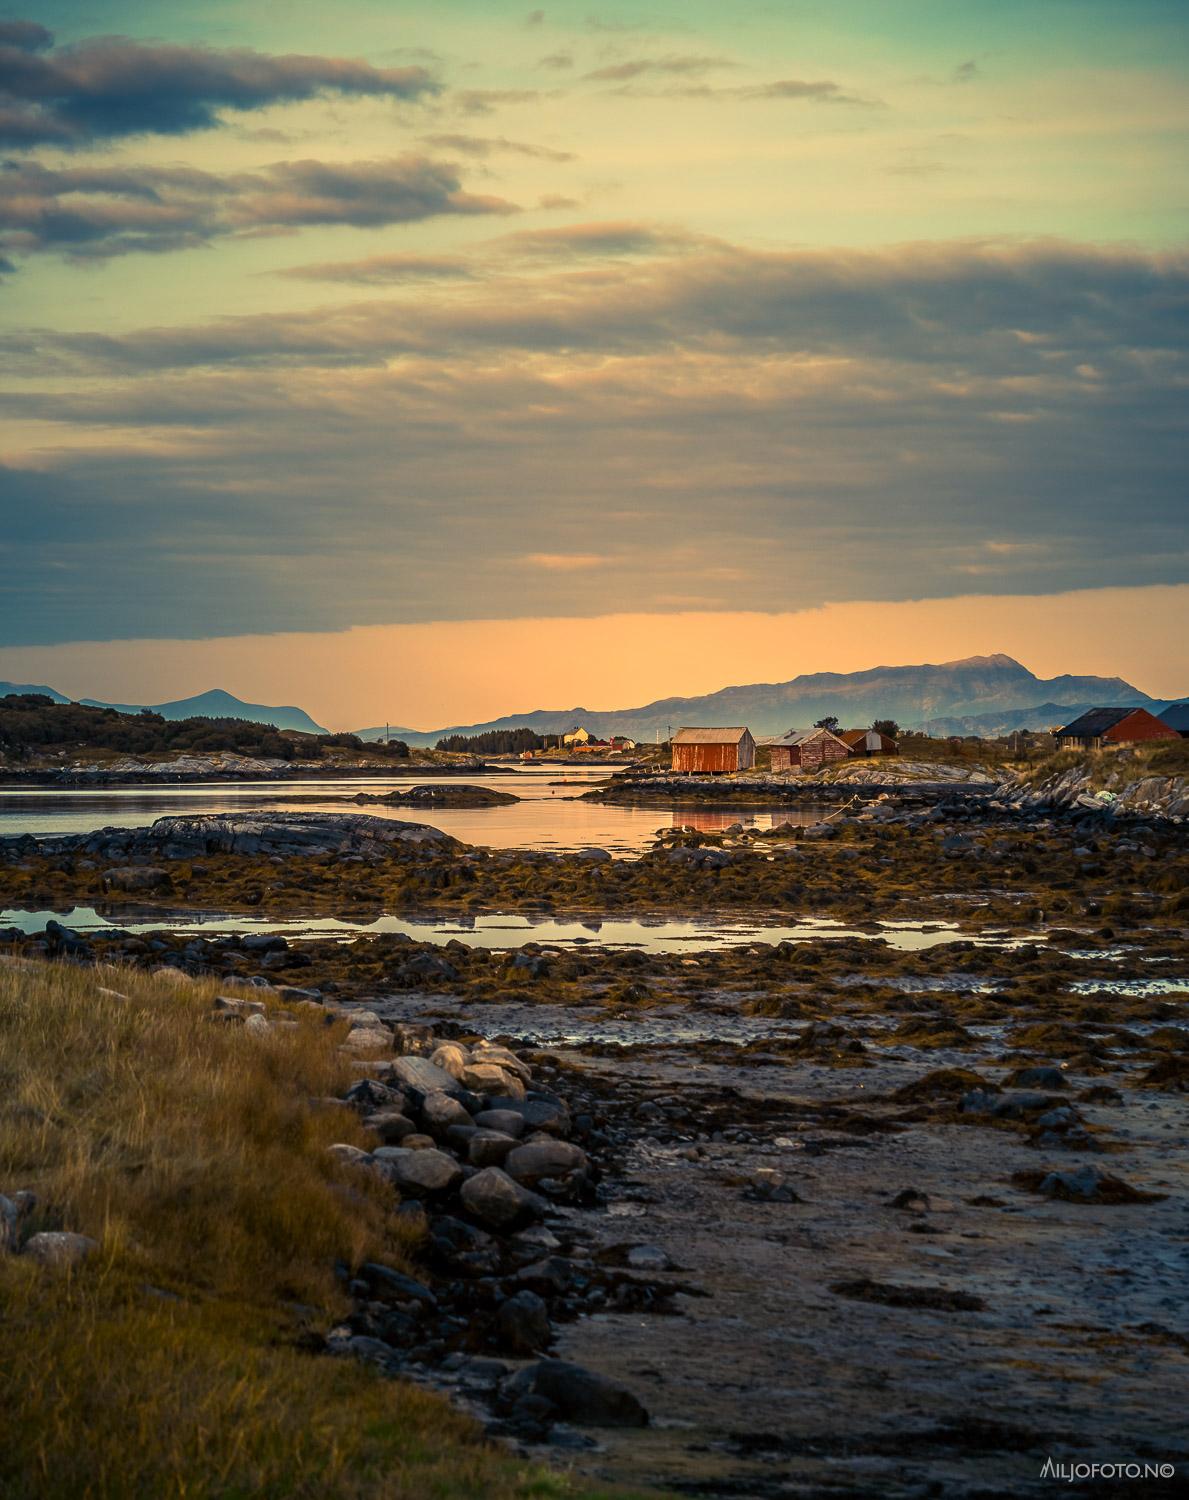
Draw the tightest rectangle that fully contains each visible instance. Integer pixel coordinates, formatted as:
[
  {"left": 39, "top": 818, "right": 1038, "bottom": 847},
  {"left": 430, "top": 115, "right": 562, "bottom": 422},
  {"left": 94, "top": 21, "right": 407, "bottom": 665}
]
[
  {"left": 2, "top": 904, "right": 1047, "bottom": 954},
  {"left": 0, "top": 766, "right": 830, "bottom": 854}
]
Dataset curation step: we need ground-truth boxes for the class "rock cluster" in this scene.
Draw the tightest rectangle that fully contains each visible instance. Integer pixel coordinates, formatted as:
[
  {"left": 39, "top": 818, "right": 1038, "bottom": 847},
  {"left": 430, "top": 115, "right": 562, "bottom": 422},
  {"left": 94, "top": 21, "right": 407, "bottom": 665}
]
[{"left": 312, "top": 1009, "right": 656, "bottom": 1441}]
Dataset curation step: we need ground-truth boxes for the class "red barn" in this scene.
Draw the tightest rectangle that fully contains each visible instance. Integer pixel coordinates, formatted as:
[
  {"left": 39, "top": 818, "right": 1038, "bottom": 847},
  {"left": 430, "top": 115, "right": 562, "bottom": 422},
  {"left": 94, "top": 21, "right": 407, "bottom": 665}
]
[
  {"left": 672, "top": 726, "right": 756, "bottom": 774},
  {"left": 1054, "top": 707, "right": 1178, "bottom": 751},
  {"left": 769, "top": 727, "right": 850, "bottom": 772}
]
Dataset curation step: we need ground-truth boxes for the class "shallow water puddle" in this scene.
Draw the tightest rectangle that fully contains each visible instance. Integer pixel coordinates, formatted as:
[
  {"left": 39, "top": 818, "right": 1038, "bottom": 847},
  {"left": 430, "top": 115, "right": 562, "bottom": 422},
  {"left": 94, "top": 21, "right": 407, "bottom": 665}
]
[
  {"left": 3, "top": 905, "right": 1053, "bottom": 954},
  {"left": 1068, "top": 977, "right": 1189, "bottom": 996}
]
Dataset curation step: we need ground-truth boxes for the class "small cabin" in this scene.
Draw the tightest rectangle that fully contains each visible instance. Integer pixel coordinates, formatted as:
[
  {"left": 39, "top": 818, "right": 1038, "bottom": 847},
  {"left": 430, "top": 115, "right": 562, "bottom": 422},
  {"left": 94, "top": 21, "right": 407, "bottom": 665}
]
[
  {"left": 769, "top": 726, "right": 850, "bottom": 772},
  {"left": 841, "top": 728, "right": 899, "bottom": 757},
  {"left": 1053, "top": 707, "right": 1178, "bottom": 751},
  {"left": 672, "top": 726, "right": 756, "bottom": 774}
]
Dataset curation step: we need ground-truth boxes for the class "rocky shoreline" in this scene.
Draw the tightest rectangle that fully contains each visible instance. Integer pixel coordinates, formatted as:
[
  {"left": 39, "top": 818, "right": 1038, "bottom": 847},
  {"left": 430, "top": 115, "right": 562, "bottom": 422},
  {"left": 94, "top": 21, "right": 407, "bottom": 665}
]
[
  {"left": 2, "top": 800, "right": 1186, "bottom": 1496},
  {"left": 4, "top": 906, "right": 1186, "bottom": 1496}
]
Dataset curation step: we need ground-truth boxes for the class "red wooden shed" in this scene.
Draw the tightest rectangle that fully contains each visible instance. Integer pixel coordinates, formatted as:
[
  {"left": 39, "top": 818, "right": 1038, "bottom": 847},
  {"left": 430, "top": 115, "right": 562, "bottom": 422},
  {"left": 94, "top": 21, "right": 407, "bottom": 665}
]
[
  {"left": 671, "top": 726, "right": 756, "bottom": 774},
  {"left": 769, "top": 727, "right": 850, "bottom": 772}
]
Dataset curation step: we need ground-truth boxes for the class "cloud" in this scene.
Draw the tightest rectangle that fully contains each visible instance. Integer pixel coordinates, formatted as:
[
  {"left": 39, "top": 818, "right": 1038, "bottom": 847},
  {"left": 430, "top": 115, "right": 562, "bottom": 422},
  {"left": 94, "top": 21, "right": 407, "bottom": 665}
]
[
  {"left": 597, "top": 74, "right": 877, "bottom": 106},
  {"left": 583, "top": 54, "right": 734, "bottom": 82},
  {"left": 0, "top": 24, "right": 438, "bottom": 147},
  {"left": 34, "top": 236, "right": 1182, "bottom": 373},
  {"left": 525, "top": 9, "right": 546, "bottom": 25},
  {"left": 453, "top": 88, "right": 545, "bottom": 115},
  {"left": 739, "top": 77, "right": 874, "bottom": 105},
  {"left": 421, "top": 132, "right": 575, "bottom": 161},
  {"left": 953, "top": 59, "right": 981, "bottom": 83},
  {"left": 0, "top": 20, "right": 51, "bottom": 52},
  {"left": 537, "top": 52, "right": 574, "bottom": 70},
  {"left": 491, "top": 219, "right": 707, "bottom": 258},
  {"left": 0, "top": 155, "right": 517, "bottom": 260},
  {"left": 232, "top": 218, "right": 705, "bottom": 284},
  {"left": 3, "top": 239, "right": 1184, "bottom": 645},
  {"left": 277, "top": 251, "right": 473, "bottom": 284},
  {"left": 522, "top": 552, "right": 609, "bottom": 570}
]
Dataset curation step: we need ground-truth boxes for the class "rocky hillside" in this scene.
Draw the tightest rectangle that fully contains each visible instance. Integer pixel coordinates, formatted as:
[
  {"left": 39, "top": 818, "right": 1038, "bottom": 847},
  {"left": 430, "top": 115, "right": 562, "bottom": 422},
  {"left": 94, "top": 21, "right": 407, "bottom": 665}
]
[{"left": 1007, "top": 743, "right": 1189, "bottom": 820}]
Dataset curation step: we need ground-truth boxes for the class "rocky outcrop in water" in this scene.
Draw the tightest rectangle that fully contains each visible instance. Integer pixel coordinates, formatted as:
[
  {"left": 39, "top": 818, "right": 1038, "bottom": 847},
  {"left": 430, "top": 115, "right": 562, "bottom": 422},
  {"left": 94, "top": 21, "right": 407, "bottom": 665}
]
[
  {"left": 353, "top": 785, "right": 519, "bottom": 808},
  {"left": 0, "top": 812, "right": 460, "bottom": 862}
]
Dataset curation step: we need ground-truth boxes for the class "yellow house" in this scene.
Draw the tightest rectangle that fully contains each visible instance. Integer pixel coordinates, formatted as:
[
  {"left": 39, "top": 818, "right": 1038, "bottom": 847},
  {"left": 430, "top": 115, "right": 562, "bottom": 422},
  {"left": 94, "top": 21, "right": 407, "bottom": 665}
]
[{"left": 562, "top": 726, "right": 593, "bottom": 746}]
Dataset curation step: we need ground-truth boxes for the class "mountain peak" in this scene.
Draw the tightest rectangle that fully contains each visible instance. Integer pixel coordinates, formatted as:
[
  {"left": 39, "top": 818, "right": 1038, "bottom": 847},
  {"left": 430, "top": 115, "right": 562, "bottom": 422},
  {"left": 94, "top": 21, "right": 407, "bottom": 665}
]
[{"left": 945, "top": 653, "right": 1026, "bottom": 671}]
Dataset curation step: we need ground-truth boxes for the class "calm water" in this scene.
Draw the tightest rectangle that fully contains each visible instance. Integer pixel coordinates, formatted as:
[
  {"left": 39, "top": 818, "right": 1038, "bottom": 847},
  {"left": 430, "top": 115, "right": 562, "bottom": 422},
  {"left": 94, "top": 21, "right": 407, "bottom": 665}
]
[
  {"left": 0, "top": 767, "right": 829, "bottom": 853},
  {"left": 0, "top": 905, "right": 1044, "bottom": 954}
]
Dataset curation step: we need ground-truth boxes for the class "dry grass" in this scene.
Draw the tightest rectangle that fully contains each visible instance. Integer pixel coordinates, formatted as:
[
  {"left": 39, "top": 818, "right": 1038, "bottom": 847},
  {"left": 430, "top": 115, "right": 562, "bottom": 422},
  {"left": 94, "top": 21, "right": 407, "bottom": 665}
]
[
  {"left": 0, "top": 960, "right": 647, "bottom": 1500},
  {"left": 1020, "top": 738, "right": 1189, "bottom": 789}
]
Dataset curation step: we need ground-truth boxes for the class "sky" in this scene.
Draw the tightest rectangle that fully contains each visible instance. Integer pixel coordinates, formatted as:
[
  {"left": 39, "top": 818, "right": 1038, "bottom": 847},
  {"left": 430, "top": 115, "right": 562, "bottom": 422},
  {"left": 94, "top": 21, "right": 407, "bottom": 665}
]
[{"left": 1, "top": 1, "right": 1186, "bottom": 726}]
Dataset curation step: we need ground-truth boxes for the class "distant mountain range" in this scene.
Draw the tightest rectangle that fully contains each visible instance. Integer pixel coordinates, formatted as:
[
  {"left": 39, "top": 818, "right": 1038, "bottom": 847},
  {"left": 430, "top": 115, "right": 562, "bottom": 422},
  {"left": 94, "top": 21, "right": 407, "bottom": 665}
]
[
  {"left": 5, "top": 655, "right": 1184, "bottom": 747},
  {"left": 355, "top": 654, "right": 1184, "bottom": 746},
  {"left": 0, "top": 683, "right": 328, "bottom": 735}
]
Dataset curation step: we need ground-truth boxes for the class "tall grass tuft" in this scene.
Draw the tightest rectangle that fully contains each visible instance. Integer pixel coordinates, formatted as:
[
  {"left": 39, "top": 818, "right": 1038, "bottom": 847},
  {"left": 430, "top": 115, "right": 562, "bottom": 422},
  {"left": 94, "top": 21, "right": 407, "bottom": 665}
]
[{"left": 0, "top": 960, "right": 631, "bottom": 1500}]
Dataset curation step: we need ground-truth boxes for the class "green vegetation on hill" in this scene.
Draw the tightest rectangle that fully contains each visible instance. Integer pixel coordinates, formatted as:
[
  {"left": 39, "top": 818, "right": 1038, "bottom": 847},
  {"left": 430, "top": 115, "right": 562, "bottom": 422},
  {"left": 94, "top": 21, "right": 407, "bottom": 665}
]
[
  {"left": 435, "top": 728, "right": 546, "bottom": 755},
  {"left": 0, "top": 695, "right": 409, "bottom": 762},
  {"left": 0, "top": 962, "right": 641, "bottom": 1500}
]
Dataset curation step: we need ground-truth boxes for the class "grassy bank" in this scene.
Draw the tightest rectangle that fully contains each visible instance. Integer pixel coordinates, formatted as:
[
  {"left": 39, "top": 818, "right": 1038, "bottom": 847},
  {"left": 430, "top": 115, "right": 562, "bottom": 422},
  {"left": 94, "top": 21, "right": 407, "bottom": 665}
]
[
  {"left": 1019, "top": 737, "right": 1189, "bottom": 788},
  {"left": 0, "top": 961, "right": 645, "bottom": 1500}
]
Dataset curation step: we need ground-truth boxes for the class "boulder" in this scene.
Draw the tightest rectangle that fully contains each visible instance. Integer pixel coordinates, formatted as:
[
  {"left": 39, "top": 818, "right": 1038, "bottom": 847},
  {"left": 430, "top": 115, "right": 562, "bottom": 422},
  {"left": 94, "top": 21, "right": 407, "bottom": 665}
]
[
  {"left": 1008, "top": 1065, "right": 1068, "bottom": 1090},
  {"left": 212, "top": 995, "right": 267, "bottom": 1020},
  {"left": 327, "top": 1143, "right": 373, "bottom": 1168},
  {"left": 468, "top": 1129, "right": 518, "bottom": 1168},
  {"left": 429, "top": 1042, "right": 469, "bottom": 1079},
  {"left": 22, "top": 1231, "right": 98, "bottom": 1268},
  {"left": 344, "top": 1078, "right": 404, "bottom": 1111},
  {"left": 241, "top": 933, "right": 288, "bottom": 954},
  {"left": 391, "top": 1056, "right": 461, "bottom": 1099},
  {"left": 521, "top": 1098, "right": 571, "bottom": 1136},
  {"left": 474, "top": 1108, "right": 525, "bottom": 1138},
  {"left": 342, "top": 1026, "right": 391, "bottom": 1053},
  {"left": 530, "top": 1359, "right": 649, "bottom": 1428},
  {"left": 0, "top": 1193, "right": 19, "bottom": 1253},
  {"left": 460, "top": 1167, "right": 542, "bottom": 1230},
  {"left": 357, "top": 1262, "right": 437, "bottom": 1311},
  {"left": 420, "top": 1090, "right": 473, "bottom": 1136},
  {"left": 374, "top": 1147, "right": 462, "bottom": 1196},
  {"left": 470, "top": 1042, "right": 531, "bottom": 1083},
  {"left": 496, "top": 1290, "right": 551, "bottom": 1354},
  {"left": 462, "top": 1063, "right": 526, "bottom": 1100},
  {"left": 626, "top": 1244, "right": 671, "bottom": 1272},
  {"left": 505, "top": 1139, "right": 587, "bottom": 1186},
  {"left": 365, "top": 1110, "right": 418, "bottom": 1144}
]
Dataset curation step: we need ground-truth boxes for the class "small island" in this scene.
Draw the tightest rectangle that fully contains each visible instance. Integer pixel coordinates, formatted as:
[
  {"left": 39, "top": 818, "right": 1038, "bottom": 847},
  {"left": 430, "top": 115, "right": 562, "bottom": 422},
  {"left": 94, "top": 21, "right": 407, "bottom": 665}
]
[{"left": 352, "top": 784, "right": 520, "bottom": 808}]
